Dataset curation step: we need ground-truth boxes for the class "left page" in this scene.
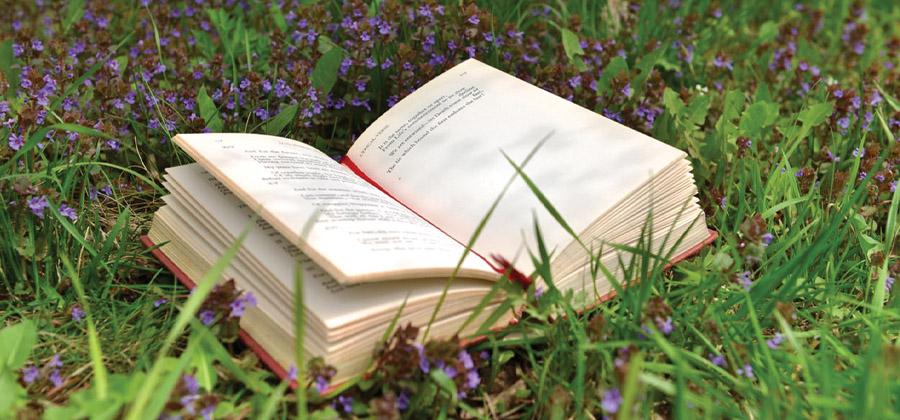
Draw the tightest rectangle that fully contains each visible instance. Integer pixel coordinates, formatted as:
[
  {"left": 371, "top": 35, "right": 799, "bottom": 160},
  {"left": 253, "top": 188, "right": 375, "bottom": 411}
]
[{"left": 173, "top": 133, "right": 495, "bottom": 283}]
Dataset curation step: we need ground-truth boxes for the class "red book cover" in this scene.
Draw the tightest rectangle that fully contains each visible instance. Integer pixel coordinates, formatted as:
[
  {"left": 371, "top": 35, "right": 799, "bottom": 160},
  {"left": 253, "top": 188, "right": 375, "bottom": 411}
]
[{"left": 142, "top": 155, "right": 718, "bottom": 384}]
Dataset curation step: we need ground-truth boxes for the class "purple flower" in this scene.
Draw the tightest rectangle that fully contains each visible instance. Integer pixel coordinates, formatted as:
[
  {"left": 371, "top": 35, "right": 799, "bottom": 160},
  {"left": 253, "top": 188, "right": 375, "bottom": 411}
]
[
  {"left": 413, "top": 342, "right": 429, "bottom": 373},
  {"left": 47, "top": 354, "right": 63, "bottom": 369},
  {"left": 335, "top": 395, "right": 353, "bottom": 413},
  {"left": 761, "top": 232, "right": 774, "bottom": 246},
  {"left": 656, "top": 316, "right": 674, "bottom": 335},
  {"left": 8, "top": 132, "right": 25, "bottom": 150},
  {"left": 229, "top": 292, "right": 257, "bottom": 318},
  {"left": 199, "top": 310, "right": 216, "bottom": 326},
  {"left": 766, "top": 332, "right": 784, "bottom": 349},
  {"left": 59, "top": 203, "right": 78, "bottom": 221},
  {"left": 49, "top": 370, "right": 64, "bottom": 388},
  {"left": 355, "top": 79, "right": 367, "bottom": 92},
  {"left": 601, "top": 388, "right": 622, "bottom": 414},
  {"left": 31, "top": 39, "right": 44, "bottom": 52},
  {"left": 886, "top": 276, "right": 894, "bottom": 293},
  {"left": 838, "top": 117, "right": 850, "bottom": 130},
  {"left": 851, "top": 96, "right": 862, "bottom": 109},
  {"left": 621, "top": 83, "right": 632, "bottom": 97},
  {"left": 568, "top": 75, "right": 582, "bottom": 89},
  {"left": 834, "top": 89, "right": 844, "bottom": 98},
  {"left": 468, "top": 14, "right": 480, "bottom": 25},
  {"left": 153, "top": 298, "right": 167, "bottom": 308},
  {"left": 709, "top": 353, "right": 726, "bottom": 367},
  {"left": 315, "top": 375, "right": 329, "bottom": 393},
  {"left": 466, "top": 369, "right": 480, "bottom": 389},
  {"left": 201, "top": 404, "right": 216, "bottom": 420},
  {"left": 274, "top": 79, "right": 292, "bottom": 98},
  {"left": 738, "top": 271, "right": 752, "bottom": 291},
  {"left": 22, "top": 366, "right": 40, "bottom": 384},
  {"left": 737, "top": 363, "right": 754, "bottom": 379},
  {"left": 71, "top": 305, "right": 85, "bottom": 322},
  {"left": 254, "top": 107, "right": 269, "bottom": 121},
  {"left": 287, "top": 364, "right": 298, "bottom": 382},
  {"left": 397, "top": 391, "right": 410, "bottom": 411},
  {"left": 852, "top": 147, "right": 864, "bottom": 158},
  {"left": 713, "top": 55, "right": 733, "bottom": 70},
  {"left": 534, "top": 285, "right": 544, "bottom": 299},
  {"left": 183, "top": 374, "right": 200, "bottom": 395}
]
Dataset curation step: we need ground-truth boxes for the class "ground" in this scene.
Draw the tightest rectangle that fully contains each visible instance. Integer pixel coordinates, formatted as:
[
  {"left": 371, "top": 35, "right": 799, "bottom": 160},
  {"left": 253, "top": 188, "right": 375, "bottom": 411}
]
[{"left": 0, "top": 0, "right": 898, "bottom": 418}]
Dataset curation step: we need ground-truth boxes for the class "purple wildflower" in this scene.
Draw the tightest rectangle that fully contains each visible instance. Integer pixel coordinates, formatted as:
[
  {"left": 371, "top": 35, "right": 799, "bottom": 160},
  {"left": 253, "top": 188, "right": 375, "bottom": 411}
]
[
  {"left": 886, "top": 276, "right": 894, "bottom": 293},
  {"left": 737, "top": 363, "right": 754, "bottom": 379},
  {"left": 49, "top": 370, "right": 64, "bottom": 388},
  {"left": 47, "top": 354, "right": 62, "bottom": 369},
  {"left": 336, "top": 395, "right": 353, "bottom": 413},
  {"left": 201, "top": 404, "right": 216, "bottom": 420},
  {"left": 254, "top": 107, "right": 269, "bottom": 120},
  {"left": 153, "top": 298, "right": 167, "bottom": 308},
  {"left": 71, "top": 305, "right": 85, "bottom": 322},
  {"left": 766, "top": 332, "right": 784, "bottom": 349},
  {"left": 534, "top": 285, "right": 545, "bottom": 299},
  {"left": 199, "top": 310, "right": 215, "bottom": 326},
  {"left": 738, "top": 271, "right": 752, "bottom": 291},
  {"left": 229, "top": 292, "right": 257, "bottom": 318},
  {"left": 397, "top": 391, "right": 410, "bottom": 411},
  {"left": 657, "top": 316, "right": 674, "bottom": 335},
  {"left": 22, "top": 366, "right": 40, "bottom": 384},
  {"left": 183, "top": 374, "right": 200, "bottom": 395},
  {"left": 621, "top": 83, "right": 632, "bottom": 97},
  {"left": 601, "top": 388, "right": 622, "bottom": 414},
  {"left": 59, "top": 203, "right": 78, "bottom": 221},
  {"left": 761, "top": 232, "right": 774, "bottom": 246},
  {"left": 466, "top": 369, "right": 480, "bottom": 389},
  {"left": 709, "top": 353, "right": 726, "bottom": 367},
  {"left": 287, "top": 364, "right": 298, "bottom": 382},
  {"left": 413, "top": 342, "right": 429, "bottom": 373},
  {"left": 8, "top": 132, "right": 25, "bottom": 150},
  {"left": 27, "top": 195, "right": 50, "bottom": 219},
  {"left": 837, "top": 117, "right": 850, "bottom": 130},
  {"left": 315, "top": 375, "right": 329, "bottom": 393},
  {"left": 468, "top": 14, "right": 480, "bottom": 25}
]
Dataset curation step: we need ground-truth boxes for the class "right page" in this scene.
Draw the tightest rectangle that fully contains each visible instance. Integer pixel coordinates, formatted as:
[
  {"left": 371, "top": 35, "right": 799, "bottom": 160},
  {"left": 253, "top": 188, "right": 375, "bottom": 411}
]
[{"left": 346, "top": 59, "right": 689, "bottom": 274}]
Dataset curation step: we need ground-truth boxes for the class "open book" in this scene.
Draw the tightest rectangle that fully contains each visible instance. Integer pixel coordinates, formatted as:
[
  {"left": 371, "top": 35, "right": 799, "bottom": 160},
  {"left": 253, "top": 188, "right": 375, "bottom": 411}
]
[{"left": 144, "top": 59, "right": 715, "bottom": 383}]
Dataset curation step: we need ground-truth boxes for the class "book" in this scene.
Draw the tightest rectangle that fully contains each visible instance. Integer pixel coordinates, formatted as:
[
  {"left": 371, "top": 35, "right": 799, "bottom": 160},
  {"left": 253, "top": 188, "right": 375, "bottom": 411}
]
[{"left": 144, "top": 58, "right": 716, "bottom": 384}]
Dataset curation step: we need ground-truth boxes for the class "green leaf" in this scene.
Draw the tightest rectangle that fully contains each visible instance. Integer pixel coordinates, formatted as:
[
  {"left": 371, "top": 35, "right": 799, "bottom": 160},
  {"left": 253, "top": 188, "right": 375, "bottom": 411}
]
[
  {"left": 0, "top": 319, "right": 37, "bottom": 370},
  {"left": 739, "top": 101, "right": 779, "bottom": 137},
  {"left": 311, "top": 48, "right": 344, "bottom": 94},
  {"left": 797, "top": 101, "right": 834, "bottom": 126},
  {"left": 269, "top": 4, "right": 287, "bottom": 33},
  {"left": 191, "top": 347, "right": 217, "bottom": 391},
  {"left": 663, "top": 87, "right": 685, "bottom": 116},
  {"left": 62, "top": 0, "right": 86, "bottom": 33},
  {"left": 0, "top": 40, "right": 15, "bottom": 96},
  {"left": 597, "top": 57, "right": 628, "bottom": 94},
  {"left": 430, "top": 369, "right": 459, "bottom": 403},
  {"left": 197, "top": 86, "right": 224, "bottom": 132},
  {"left": 316, "top": 35, "right": 343, "bottom": 55},
  {"left": 686, "top": 94, "right": 712, "bottom": 126},
  {"left": 264, "top": 103, "right": 298, "bottom": 135},
  {"left": 561, "top": 28, "right": 585, "bottom": 62},
  {"left": 0, "top": 372, "right": 26, "bottom": 414}
]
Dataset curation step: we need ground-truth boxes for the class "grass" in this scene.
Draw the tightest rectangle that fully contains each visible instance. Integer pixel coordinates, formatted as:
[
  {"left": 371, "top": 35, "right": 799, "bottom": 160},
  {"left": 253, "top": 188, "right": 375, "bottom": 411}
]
[{"left": 1, "top": 0, "right": 899, "bottom": 418}]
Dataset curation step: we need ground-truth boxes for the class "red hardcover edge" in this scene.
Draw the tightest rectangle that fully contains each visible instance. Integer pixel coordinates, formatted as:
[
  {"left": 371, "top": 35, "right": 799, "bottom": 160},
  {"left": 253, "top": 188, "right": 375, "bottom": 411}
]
[
  {"left": 140, "top": 235, "right": 297, "bottom": 389},
  {"left": 141, "top": 228, "right": 716, "bottom": 383}
]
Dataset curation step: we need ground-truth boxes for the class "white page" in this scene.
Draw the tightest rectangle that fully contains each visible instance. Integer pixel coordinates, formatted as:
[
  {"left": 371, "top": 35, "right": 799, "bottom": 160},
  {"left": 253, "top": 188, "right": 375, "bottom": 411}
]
[
  {"left": 347, "top": 59, "right": 686, "bottom": 274},
  {"left": 174, "top": 133, "right": 494, "bottom": 282},
  {"left": 164, "top": 164, "right": 494, "bottom": 329}
]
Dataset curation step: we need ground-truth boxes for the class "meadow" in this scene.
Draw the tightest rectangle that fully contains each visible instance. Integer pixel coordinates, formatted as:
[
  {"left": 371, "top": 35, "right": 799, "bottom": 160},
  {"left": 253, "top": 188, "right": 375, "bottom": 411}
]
[{"left": 0, "top": 0, "right": 898, "bottom": 418}]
